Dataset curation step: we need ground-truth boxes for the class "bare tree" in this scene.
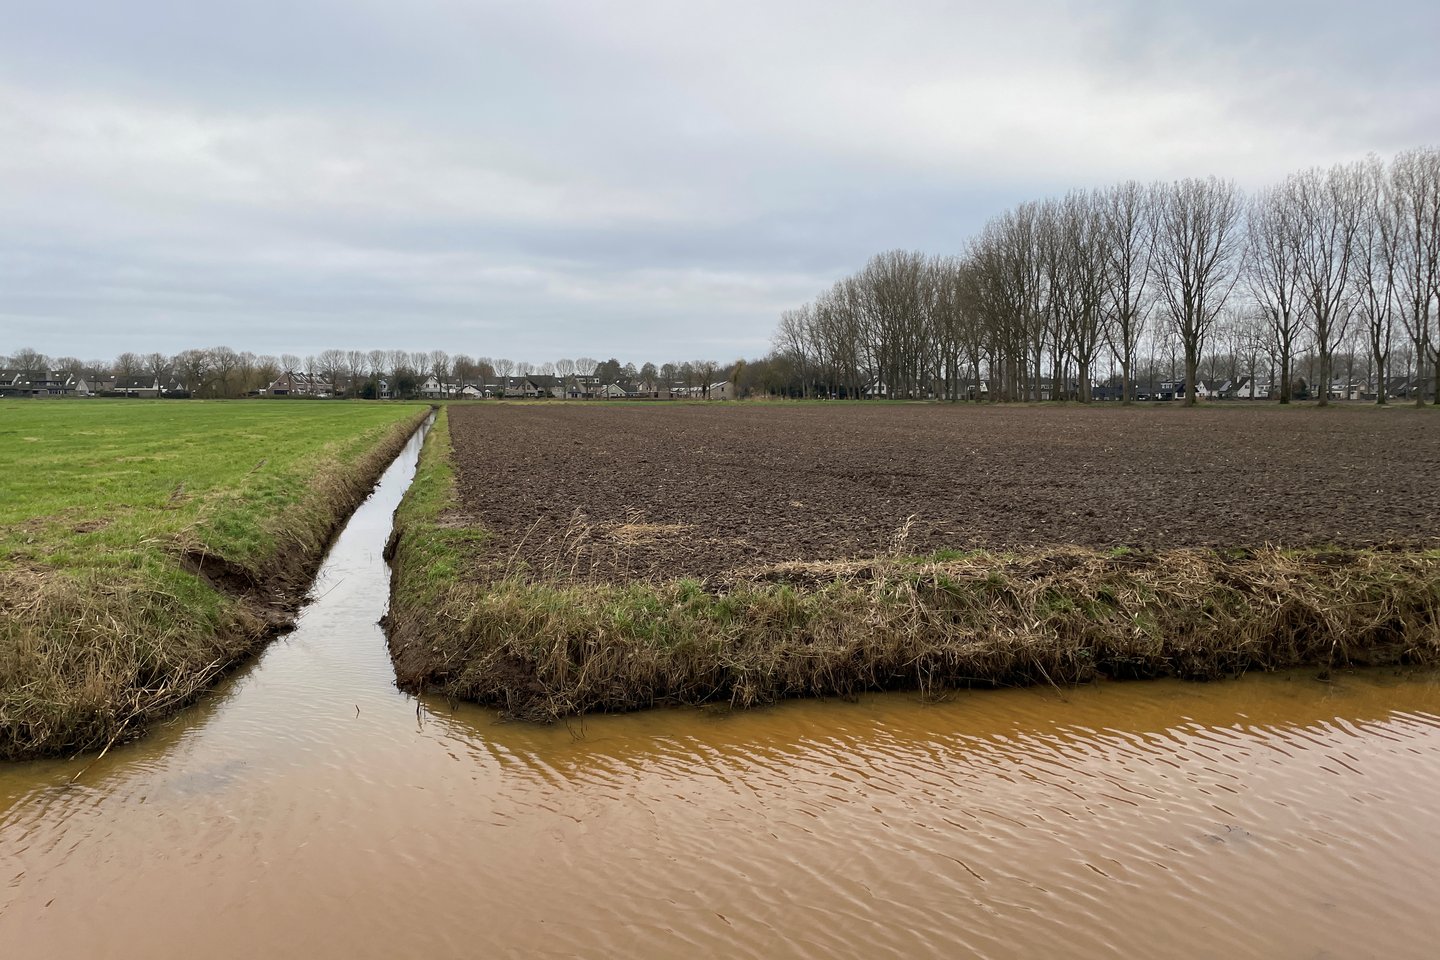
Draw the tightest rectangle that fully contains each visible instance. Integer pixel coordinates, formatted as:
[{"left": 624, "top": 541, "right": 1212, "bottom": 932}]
[
  {"left": 317, "top": 349, "right": 347, "bottom": 394},
  {"left": 10, "top": 347, "right": 47, "bottom": 381},
  {"left": 1293, "top": 163, "right": 1364, "bottom": 405},
  {"left": 694, "top": 359, "right": 719, "bottom": 397},
  {"left": 773, "top": 307, "right": 814, "bottom": 397},
  {"left": 452, "top": 353, "right": 477, "bottom": 386},
  {"left": 553, "top": 357, "right": 575, "bottom": 395},
  {"left": 174, "top": 349, "right": 213, "bottom": 395},
  {"left": 210, "top": 346, "right": 240, "bottom": 397},
  {"left": 255, "top": 355, "right": 280, "bottom": 391},
  {"left": 1247, "top": 181, "right": 1306, "bottom": 403},
  {"left": 1392, "top": 148, "right": 1440, "bottom": 406},
  {"left": 114, "top": 352, "right": 142, "bottom": 379},
  {"left": 1055, "top": 190, "right": 1108, "bottom": 401},
  {"left": 493, "top": 358, "right": 515, "bottom": 378},
  {"left": 366, "top": 349, "right": 387, "bottom": 397},
  {"left": 345, "top": 350, "right": 366, "bottom": 394},
  {"left": 51, "top": 356, "right": 83, "bottom": 378},
  {"left": 1154, "top": 177, "right": 1244, "bottom": 406},
  {"left": 1351, "top": 156, "right": 1401, "bottom": 403},
  {"left": 1100, "top": 181, "right": 1155, "bottom": 403},
  {"left": 143, "top": 352, "right": 168, "bottom": 385},
  {"left": 235, "top": 351, "right": 257, "bottom": 394}
]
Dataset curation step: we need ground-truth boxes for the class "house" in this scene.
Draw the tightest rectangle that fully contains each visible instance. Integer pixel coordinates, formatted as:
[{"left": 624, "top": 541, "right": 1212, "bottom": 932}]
[
  {"left": 525, "top": 375, "right": 564, "bottom": 398},
  {"left": 955, "top": 379, "right": 993, "bottom": 401},
  {"left": 1154, "top": 379, "right": 1190, "bottom": 401},
  {"left": 1390, "top": 376, "right": 1437, "bottom": 401},
  {"left": 1090, "top": 379, "right": 1142, "bottom": 402},
  {"left": 1327, "top": 379, "right": 1366, "bottom": 401},
  {"left": 1195, "top": 377, "right": 1249, "bottom": 400},
  {"left": 705, "top": 380, "right": 735, "bottom": 400},
  {"left": 0, "top": 370, "right": 76, "bottom": 397},
  {"left": 113, "top": 376, "right": 161, "bottom": 398},
  {"left": 567, "top": 376, "right": 604, "bottom": 399},
  {"left": 268, "top": 371, "right": 327, "bottom": 397},
  {"left": 75, "top": 376, "right": 116, "bottom": 397},
  {"left": 1234, "top": 379, "right": 1270, "bottom": 400}
]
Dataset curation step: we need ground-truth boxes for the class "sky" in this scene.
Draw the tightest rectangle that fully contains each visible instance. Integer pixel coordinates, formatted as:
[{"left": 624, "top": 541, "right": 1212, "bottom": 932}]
[{"left": 2, "top": 0, "right": 1436, "bottom": 365}]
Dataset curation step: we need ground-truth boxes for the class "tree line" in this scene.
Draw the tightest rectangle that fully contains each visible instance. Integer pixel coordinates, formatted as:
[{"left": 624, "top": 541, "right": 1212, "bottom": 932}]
[
  {"left": 768, "top": 148, "right": 1440, "bottom": 406},
  {"left": 1, "top": 347, "right": 737, "bottom": 399}
]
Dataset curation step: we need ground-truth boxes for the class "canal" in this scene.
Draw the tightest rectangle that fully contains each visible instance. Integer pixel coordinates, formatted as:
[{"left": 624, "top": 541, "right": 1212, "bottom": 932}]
[{"left": 4, "top": 423, "right": 1439, "bottom": 959}]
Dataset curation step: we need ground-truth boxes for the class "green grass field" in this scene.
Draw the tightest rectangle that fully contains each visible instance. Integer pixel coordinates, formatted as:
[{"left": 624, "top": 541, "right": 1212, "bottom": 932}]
[{"left": 0, "top": 400, "right": 429, "bottom": 759}]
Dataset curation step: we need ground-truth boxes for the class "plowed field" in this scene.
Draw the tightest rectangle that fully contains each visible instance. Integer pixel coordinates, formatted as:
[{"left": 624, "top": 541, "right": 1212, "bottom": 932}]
[{"left": 446, "top": 403, "right": 1440, "bottom": 582}]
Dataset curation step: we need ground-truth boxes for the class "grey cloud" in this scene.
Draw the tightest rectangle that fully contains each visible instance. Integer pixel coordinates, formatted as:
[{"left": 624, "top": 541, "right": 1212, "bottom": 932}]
[{"left": 2, "top": 0, "right": 1436, "bottom": 362}]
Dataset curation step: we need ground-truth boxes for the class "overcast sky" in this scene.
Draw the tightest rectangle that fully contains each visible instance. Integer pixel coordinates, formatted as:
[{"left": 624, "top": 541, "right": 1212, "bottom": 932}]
[{"left": 3, "top": 0, "right": 1436, "bottom": 364}]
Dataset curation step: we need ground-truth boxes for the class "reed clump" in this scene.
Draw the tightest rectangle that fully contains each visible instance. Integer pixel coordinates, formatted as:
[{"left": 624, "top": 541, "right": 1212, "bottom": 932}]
[{"left": 387, "top": 410, "right": 1440, "bottom": 721}]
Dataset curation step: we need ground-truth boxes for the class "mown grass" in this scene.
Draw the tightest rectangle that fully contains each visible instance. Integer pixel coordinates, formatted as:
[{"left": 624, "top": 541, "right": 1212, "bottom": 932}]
[
  {"left": 0, "top": 400, "right": 430, "bottom": 758},
  {"left": 388, "top": 408, "right": 1440, "bottom": 720}
]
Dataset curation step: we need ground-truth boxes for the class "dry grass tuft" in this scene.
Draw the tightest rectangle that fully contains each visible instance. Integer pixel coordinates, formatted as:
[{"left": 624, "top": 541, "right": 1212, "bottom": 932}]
[{"left": 607, "top": 522, "right": 692, "bottom": 546}]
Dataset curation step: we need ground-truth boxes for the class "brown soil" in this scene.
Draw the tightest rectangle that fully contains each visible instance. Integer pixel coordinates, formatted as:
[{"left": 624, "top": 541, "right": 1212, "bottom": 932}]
[{"left": 446, "top": 403, "right": 1440, "bottom": 583}]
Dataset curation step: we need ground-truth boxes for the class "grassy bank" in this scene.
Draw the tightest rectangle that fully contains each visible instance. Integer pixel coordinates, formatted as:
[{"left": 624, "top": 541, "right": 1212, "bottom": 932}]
[
  {"left": 0, "top": 401, "right": 429, "bottom": 759},
  {"left": 388, "top": 409, "right": 1440, "bottom": 719}
]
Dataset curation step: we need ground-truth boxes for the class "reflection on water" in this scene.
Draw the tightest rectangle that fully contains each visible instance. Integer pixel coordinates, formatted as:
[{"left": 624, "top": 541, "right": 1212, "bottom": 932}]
[{"left": 4, "top": 423, "right": 1440, "bottom": 958}]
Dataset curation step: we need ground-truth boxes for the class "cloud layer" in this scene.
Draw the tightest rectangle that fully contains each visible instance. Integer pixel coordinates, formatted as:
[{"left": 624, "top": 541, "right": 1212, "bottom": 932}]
[{"left": 3, "top": 0, "right": 1436, "bottom": 361}]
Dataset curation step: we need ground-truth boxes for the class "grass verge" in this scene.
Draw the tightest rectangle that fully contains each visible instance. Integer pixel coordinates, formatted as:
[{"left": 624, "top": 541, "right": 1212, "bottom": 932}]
[
  {"left": 387, "top": 409, "right": 1440, "bottom": 720},
  {"left": 0, "top": 401, "right": 430, "bottom": 759}
]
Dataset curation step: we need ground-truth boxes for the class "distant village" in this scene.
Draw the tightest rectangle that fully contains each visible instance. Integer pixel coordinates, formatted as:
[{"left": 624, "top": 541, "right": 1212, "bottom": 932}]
[
  {"left": 264, "top": 371, "right": 737, "bottom": 401},
  {"left": 0, "top": 351, "right": 741, "bottom": 402},
  {"left": 4, "top": 361, "right": 1433, "bottom": 404}
]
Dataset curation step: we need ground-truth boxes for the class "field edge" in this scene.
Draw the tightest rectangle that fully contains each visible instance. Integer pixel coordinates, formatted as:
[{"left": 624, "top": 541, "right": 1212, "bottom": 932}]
[{"left": 387, "top": 410, "right": 1440, "bottom": 721}]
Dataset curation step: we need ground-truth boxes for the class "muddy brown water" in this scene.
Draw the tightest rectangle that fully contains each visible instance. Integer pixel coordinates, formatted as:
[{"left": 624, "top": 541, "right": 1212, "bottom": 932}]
[{"left": 4, "top": 424, "right": 1440, "bottom": 959}]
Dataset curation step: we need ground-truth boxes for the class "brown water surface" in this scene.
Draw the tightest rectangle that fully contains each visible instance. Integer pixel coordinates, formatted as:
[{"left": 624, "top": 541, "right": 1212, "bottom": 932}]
[{"left": 4, "top": 426, "right": 1440, "bottom": 959}]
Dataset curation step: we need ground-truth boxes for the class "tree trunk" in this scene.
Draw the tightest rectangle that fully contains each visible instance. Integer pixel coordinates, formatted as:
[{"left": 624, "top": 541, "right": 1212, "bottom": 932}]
[
  {"left": 1432, "top": 348, "right": 1440, "bottom": 406},
  {"left": 1420, "top": 332, "right": 1430, "bottom": 408},
  {"left": 1317, "top": 348, "right": 1331, "bottom": 407},
  {"left": 1184, "top": 344, "right": 1199, "bottom": 408}
]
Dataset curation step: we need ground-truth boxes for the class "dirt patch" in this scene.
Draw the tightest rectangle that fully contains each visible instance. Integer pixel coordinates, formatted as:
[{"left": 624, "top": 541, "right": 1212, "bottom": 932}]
[{"left": 445, "top": 403, "right": 1440, "bottom": 583}]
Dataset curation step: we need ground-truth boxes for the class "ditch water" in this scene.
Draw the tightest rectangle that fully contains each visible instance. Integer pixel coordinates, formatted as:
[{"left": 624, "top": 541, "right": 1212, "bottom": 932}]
[{"left": 4, "top": 423, "right": 1440, "bottom": 959}]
